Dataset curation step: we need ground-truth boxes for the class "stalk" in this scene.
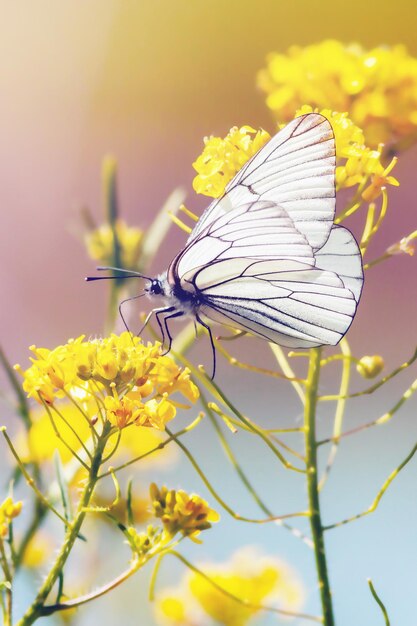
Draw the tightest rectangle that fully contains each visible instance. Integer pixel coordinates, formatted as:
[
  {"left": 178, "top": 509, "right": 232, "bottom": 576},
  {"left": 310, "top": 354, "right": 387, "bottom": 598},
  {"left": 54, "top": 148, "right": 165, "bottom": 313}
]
[
  {"left": 17, "top": 425, "right": 110, "bottom": 626},
  {"left": 304, "top": 348, "right": 335, "bottom": 626}
]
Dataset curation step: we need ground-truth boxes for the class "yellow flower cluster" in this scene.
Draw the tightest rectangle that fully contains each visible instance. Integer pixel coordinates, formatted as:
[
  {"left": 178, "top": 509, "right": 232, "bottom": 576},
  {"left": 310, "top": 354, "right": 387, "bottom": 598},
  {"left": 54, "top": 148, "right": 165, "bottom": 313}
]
[
  {"left": 192, "top": 126, "right": 270, "bottom": 198},
  {"left": 258, "top": 40, "right": 417, "bottom": 146},
  {"left": 15, "top": 333, "right": 199, "bottom": 431},
  {"left": 0, "top": 496, "right": 23, "bottom": 538},
  {"left": 155, "top": 547, "right": 303, "bottom": 626},
  {"left": 85, "top": 219, "right": 143, "bottom": 270},
  {"left": 295, "top": 106, "right": 399, "bottom": 198},
  {"left": 150, "top": 483, "right": 219, "bottom": 540}
]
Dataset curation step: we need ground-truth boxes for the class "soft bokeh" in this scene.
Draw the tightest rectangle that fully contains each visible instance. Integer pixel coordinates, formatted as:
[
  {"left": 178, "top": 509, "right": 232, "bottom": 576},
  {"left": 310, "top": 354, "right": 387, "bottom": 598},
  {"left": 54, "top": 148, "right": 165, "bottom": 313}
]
[{"left": 1, "top": 2, "right": 417, "bottom": 626}]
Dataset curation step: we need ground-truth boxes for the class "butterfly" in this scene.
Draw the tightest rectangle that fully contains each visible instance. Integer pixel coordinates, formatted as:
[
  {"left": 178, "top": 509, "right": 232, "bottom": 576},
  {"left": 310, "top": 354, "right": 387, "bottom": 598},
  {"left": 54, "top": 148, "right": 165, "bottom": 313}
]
[{"left": 89, "top": 113, "right": 363, "bottom": 377}]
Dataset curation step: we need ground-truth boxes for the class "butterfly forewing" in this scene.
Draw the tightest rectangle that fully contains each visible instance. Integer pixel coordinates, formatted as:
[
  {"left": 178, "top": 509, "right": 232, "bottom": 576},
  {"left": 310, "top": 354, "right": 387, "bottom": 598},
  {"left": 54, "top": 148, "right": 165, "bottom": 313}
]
[{"left": 187, "top": 113, "right": 336, "bottom": 250}]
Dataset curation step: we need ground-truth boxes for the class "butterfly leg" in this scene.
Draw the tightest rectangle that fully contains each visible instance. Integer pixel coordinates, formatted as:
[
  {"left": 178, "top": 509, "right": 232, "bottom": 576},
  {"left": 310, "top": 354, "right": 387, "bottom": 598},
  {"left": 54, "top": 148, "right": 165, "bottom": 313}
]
[
  {"left": 118, "top": 293, "right": 146, "bottom": 339},
  {"left": 196, "top": 314, "right": 216, "bottom": 379},
  {"left": 154, "top": 306, "right": 176, "bottom": 350},
  {"left": 160, "top": 310, "right": 184, "bottom": 356},
  {"left": 137, "top": 306, "right": 170, "bottom": 338}
]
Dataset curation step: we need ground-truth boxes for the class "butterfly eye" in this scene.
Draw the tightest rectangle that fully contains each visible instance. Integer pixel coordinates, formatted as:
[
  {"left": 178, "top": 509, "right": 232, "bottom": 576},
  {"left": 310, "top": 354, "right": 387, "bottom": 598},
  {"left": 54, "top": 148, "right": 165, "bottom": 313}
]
[{"left": 151, "top": 280, "right": 163, "bottom": 295}]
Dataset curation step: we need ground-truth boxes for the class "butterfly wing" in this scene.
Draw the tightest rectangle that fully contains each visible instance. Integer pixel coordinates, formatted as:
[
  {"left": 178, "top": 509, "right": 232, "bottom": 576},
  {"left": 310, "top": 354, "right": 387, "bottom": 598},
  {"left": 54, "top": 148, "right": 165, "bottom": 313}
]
[
  {"left": 314, "top": 225, "right": 363, "bottom": 302},
  {"left": 188, "top": 113, "right": 335, "bottom": 251},
  {"left": 171, "top": 202, "right": 360, "bottom": 348},
  {"left": 172, "top": 200, "right": 314, "bottom": 282},
  {"left": 196, "top": 258, "right": 357, "bottom": 348}
]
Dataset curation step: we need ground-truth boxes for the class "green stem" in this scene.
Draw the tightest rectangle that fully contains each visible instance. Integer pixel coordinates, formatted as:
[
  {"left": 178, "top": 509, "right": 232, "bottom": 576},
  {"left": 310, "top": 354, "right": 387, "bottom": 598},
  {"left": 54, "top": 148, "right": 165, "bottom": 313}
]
[
  {"left": 0, "top": 541, "right": 12, "bottom": 626},
  {"left": 17, "top": 425, "right": 110, "bottom": 626},
  {"left": 304, "top": 348, "right": 334, "bottom": 626}
]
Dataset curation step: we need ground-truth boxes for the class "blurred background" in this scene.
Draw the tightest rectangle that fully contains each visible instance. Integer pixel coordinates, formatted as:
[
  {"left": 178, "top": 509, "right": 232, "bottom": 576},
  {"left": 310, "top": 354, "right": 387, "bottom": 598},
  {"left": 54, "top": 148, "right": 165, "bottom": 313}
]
[{"left": 1, "top": 1, "right": 417, "bottom": 625}]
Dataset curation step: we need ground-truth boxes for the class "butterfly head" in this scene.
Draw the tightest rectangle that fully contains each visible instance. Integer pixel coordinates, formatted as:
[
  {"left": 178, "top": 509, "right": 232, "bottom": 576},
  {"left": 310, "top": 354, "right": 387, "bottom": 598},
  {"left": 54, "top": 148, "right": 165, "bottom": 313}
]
[{"left": 145, "top": 278, "right": 165, "bottom": 297}]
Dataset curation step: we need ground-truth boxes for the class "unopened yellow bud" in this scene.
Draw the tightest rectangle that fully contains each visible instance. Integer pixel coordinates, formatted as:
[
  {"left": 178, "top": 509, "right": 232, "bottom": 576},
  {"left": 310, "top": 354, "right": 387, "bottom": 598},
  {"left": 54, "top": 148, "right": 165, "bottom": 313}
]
[{"left": 357, "top": 355, "right": 384, "bottom": 378}]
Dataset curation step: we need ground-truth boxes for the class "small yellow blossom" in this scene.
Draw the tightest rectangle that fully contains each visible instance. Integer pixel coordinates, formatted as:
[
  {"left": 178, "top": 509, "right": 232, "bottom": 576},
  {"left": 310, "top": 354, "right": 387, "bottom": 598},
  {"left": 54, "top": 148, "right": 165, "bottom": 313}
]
[
  {"left": 387, "top": 231, "right": 417, "bottom": 257},
  {"left": 104, "top": 392, "right": 143, "bottom": 429},
  {"left": 85, "top": 219, "right": 143, "bottom": 270},
  {"left": 258, "top": 41, "right": 417, "bottom": 146},
  {"left": 0, "top": 496, "right": 23, "bottom": 537},
  {"left": 16, "top": 334, "right": 199, "bottom": 434},
  {"left": 150, "top": 483, "right": 219, "bottom": 540},
  {"left": 362, "top": 157, "right": 399, "bottom": 202},
  {"left": 357, "top": 355, "right": 385, "bottom": 379},
  {"left": 192, "top": 126, "right": 270, "bottom": 198},
  {"left": 152, "top": 357, "right": 200, "bottom": 403}
]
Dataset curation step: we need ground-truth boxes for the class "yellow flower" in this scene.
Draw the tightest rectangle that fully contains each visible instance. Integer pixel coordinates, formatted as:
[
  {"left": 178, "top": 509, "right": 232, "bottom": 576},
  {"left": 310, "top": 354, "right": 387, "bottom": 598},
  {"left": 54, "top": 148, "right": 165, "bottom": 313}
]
[
  {"left": 258, "top": 41, "right": 417, "bottom": 146},
  {"left": 0, "top": 496, "right": 23, "bottom": 537},
  {"left": 152, "top": 357, "right": 200, "bottom": 403},
  {"left": 150, "top": 483, "right": 219, "bottom": 540},
  {"left": 85, "top": 219, "right": 143, "bottom": 270},
  {"left": 104, "top": 392, "right": 143, "bottom": 429},
  {"left": 189, "top": 548, "right": 303, "bottom": 626},
  {"left": 138, "top": 397, "right": 176, "bottom": 430},
  {"left": 356, "top": 355, "right": 385, "bottom": 379},
  {"left": 192, "top": 126, "right": 270, "bottom": 198},
  {"left": 154, "top": 547, "right": 303, "bottom": 626},
  {"left": 362, "top": 157, "right": 400, "bottom": 202}
]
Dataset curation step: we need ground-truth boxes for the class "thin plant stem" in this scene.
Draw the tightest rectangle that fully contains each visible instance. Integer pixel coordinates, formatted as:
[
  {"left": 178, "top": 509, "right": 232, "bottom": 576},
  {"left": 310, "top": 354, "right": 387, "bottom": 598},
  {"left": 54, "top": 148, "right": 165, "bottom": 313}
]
[
  {"left": 319, "top": 339, "right": 351, "bottom": 490},
  {"left": 201, "top": 394, "right": 313, "bottom": 546},
  {"left": 318, "top": 346, "right": 417, "bottom": 401},
  {"left": 150, "top": 550, "right": 322, "bottom": 623},
  {"left": 269, "top": 344, "right": 306, "bottom": 402},
  {"left": 215, "top": 340, "right": 304, "bottom": 382},
  {"left": 318, "top": 377, "right": 417, "bottom": 446},
  {"left": 0, "top": 541, "right": 12, "bottom": 626},
  {"left": 0, "top": 347, "right": 31, "bottom": 430},
  {"left": 51, "top": 405, "right": 92, "bottom": 459},
  {"left": 165, "top": 426, "right": 307, "bottom": 524},
  {"left": 304, "top": 348, "right": 335, "bottom": 626},
  {"left": 17, "top": 424, "right": 111, "bottom": 626},
  {"left": 41, "top": 401, "right": 89, "bottom": 470},
  {"left": 368, "top": 579, "right": 391, "bottom": 625},
  {"left": 324, "top": 441, "right": 417, "bottom": 531},
  {"left": 197, "top": 368, "right": 306, "bottom": 473},
  {"left": 1, "top": 428, "right": 71, "bottom": 529},
  {"left": 98, "top": 414, "right": 204, "bottom": 479}
]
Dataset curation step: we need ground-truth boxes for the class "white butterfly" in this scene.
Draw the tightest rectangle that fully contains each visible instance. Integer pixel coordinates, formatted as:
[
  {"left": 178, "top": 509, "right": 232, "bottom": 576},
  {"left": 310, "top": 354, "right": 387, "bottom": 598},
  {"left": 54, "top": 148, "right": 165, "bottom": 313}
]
[{"left": 91, "top": 113, "right": 363, "bottom": 375}]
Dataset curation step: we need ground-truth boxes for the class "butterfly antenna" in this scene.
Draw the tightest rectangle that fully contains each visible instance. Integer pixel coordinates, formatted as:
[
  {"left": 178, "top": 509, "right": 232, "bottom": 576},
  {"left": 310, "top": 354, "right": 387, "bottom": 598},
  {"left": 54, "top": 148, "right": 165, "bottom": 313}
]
[{"left": 85, "top": 266, "right": 152, "bottom": 283}]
